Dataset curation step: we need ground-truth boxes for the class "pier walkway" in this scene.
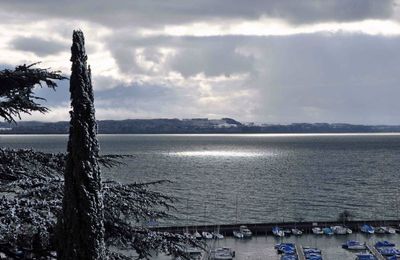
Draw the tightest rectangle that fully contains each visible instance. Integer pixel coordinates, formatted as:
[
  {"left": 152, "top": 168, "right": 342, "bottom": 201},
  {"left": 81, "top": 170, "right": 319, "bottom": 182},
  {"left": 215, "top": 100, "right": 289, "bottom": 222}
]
[
  {"left": 366, "top": 243, "right": 385, "bottom": 260},
  {"left": 295, "top": 244, "right": 306, "bottom": 260}
]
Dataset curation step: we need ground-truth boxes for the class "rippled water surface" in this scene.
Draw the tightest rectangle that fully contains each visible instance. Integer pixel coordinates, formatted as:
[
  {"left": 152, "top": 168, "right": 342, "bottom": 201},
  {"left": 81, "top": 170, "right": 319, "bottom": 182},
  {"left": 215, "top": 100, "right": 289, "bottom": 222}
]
[{"left": 1, "top": 133, "right": 400, "bottom": 226}]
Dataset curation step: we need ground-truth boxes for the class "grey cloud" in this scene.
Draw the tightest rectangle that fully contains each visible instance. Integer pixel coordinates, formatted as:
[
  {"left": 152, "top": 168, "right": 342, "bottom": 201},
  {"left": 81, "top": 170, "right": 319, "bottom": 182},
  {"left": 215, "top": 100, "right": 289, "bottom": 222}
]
[
  {"left": 3, "top": 0, "right": 400, "bottom": 124},
  {"left": 94, "top": 84, "right": 202, "bottom": 119},
  {"left": 11, "top": 36, "right": 68, "bottom": 56},
  {"left": 243, "top": 33, "right": 400, "bottom": 124},
  {"left": 103, "top": 32, "right": 400, "bottom": 124},
  {"left": 107, "top": 35, "right": 255, "bottom": 77},
  {"left": 1, "top": 0, "right": 395, "bottom": 28},
  {"left": 111, "top": 48, "right": 140, "bottom": 74},
  {"left": 23, "top": 31, "right": 400, "bottom": 124},
  {"left": 167, "top": 38, "right": 255, "bottom": 77}
]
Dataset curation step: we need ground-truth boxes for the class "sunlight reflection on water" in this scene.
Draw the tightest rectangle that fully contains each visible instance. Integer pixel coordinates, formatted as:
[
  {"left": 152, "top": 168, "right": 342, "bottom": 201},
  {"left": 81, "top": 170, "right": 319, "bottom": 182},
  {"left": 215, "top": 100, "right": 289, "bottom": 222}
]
[{"left": 168, "top": 150, "right": 269, "bottom": 157}]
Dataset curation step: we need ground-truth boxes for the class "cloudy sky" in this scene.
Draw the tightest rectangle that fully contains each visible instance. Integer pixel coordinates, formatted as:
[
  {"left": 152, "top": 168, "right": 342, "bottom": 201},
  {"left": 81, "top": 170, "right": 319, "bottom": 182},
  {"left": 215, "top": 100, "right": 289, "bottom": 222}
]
[{"left": 1, "top": 0, "right": 400, "bottom": 124}]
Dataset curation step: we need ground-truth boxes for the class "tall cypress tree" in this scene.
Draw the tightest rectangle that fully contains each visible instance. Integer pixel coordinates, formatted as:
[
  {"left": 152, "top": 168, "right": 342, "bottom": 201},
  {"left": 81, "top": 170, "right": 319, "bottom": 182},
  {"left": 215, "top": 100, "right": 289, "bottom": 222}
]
[{"left": 58, "top": 30, "right": 106, "bottom": 259}]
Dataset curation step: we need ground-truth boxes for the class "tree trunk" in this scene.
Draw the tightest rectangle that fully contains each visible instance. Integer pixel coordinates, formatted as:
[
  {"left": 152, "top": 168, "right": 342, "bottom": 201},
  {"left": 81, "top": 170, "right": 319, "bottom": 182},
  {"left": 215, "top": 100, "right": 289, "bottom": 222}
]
[{"left": 58, "top": 30, "right": 106, "bottom": 260}]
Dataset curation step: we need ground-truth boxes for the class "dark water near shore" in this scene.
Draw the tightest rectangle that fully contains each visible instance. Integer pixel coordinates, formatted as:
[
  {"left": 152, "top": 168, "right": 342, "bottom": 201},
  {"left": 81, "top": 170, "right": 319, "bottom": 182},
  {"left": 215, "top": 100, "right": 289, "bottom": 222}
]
[{"left": 1, "top": 133, "right": 400, "bottom": 226}]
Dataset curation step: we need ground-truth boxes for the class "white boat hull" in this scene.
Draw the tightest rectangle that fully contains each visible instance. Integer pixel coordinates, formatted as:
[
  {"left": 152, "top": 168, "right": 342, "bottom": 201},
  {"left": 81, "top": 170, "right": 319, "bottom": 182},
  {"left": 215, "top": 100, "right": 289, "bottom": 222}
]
[
  {"left": 312, "top": 227, "right": 324, "bottom": 235},
  {"left": 233, "top": 231, "right": 244, "bottom": 239}
]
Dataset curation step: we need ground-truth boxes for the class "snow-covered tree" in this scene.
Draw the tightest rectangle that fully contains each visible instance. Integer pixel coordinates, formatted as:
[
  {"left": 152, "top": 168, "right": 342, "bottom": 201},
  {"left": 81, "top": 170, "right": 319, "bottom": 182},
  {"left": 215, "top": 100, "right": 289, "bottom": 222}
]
[
  {"left": 0, "top": 31, "right": 203, "bottom": 259},
  {"left": 57, "top": 30, "right": 106, "bottom": 260}
]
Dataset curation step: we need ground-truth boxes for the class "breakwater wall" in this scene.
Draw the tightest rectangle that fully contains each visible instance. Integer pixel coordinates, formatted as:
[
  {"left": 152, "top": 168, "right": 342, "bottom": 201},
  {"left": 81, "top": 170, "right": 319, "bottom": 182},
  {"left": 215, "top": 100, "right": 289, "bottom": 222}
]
[{"left": 151, "top": 219, "right": 400, "bottom": 236}]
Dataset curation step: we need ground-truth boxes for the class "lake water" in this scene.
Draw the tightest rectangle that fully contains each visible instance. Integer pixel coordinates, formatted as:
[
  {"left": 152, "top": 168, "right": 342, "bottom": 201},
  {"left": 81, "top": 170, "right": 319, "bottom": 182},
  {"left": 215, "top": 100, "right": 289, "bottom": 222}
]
[{"left": 1, "top": 133, "right": 400, "bottom": 226}]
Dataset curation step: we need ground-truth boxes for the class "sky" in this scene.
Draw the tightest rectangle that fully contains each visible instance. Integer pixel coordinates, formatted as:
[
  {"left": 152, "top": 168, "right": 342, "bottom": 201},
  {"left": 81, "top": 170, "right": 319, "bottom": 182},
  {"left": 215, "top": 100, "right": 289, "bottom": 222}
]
[{"left": 1, "top": 0, "right": 400, "bottom": 124}]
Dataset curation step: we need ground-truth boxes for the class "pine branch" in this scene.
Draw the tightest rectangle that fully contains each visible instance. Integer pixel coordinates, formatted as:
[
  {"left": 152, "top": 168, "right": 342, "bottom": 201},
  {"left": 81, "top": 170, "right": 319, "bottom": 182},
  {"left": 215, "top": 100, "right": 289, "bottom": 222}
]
[
  {"left": 0, "top": 63, "right": 67, "bottom": 123},
  {"left": 0, "top": 148, "right": 201, "bottom": 259}
]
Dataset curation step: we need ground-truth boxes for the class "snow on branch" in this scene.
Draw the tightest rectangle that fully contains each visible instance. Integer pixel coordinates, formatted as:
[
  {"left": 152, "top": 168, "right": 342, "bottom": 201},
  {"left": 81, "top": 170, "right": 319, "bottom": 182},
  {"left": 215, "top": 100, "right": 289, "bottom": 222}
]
[
  {"left": 0, "top": 63, "right": 67, "bottom": 123},
  {"left": 0, "top": 148, "right": 203, "bottom": 259}
]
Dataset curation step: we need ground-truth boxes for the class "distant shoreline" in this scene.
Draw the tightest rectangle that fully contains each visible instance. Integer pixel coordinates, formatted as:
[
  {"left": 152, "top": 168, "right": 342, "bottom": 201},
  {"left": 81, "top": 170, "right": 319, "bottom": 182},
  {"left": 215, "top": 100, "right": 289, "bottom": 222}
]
[{"left": 1, "top": 118, "right": 400, "bottom": 134}]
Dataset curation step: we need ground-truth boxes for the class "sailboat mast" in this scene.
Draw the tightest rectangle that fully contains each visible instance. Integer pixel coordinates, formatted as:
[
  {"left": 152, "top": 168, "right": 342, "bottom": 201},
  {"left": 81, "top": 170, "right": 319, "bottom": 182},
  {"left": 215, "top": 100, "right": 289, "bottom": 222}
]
[
  {"left": 186, "top": 198, "right": 189, "bottom": 233},
  {"left": 235, "top": 194, "right": 238, "bottom": 224}
]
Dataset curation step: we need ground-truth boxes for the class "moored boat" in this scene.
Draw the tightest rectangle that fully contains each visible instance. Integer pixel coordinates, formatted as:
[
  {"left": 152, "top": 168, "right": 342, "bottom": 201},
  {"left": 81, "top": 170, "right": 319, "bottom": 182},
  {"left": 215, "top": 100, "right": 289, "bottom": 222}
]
[
  {"left": 212, "top": 232, "right": 224, "bottom": 239},
  {"left": 239, "top": 225, "right": 252, "bottom": 238},
  {"left": 312, "top": 227, "right": 324, "bottom": 235},
  {"left": 209, "top": 247, "right": 235, "bottom": 260},
  {"left": 280, "top": 255, "right": 298, "bottom": 260},
  {"left": 386, "top": 227, "right": 396, "bottom": 234},
  {"left": 283, "top": 229, "right": 292, "bottom": 236},
  {"left": 331, "top": 225, "right": 347, "bottom": 235},
  {"left": 291, "top": 228, "right": 302, "bottom": 236},
  {"left": 202, "top": 231, "right": 213, "bottom": 239},
  {"left": 378, "top": 226, "right": 397, "bottom": 234},
  {"left": 342, "top": 240, "right": 366, "bottom": 250},
  {"left": 233, "top": 230, "right": 244, "bottom": 239},
  {"left": 375, "top": 240, "right": 395, "bottom": 248},
  {"left": 175, "top": 246, "right": 202, "bottom": 260},
  {"left": 377, "top": 247, "right": 400, "bottom": 257},
  {"left": 194, "top": 231, "right": 202, "bottom": 239},
  {"left": 375, "top": 226, "right": 386, "bottom": 234},
  {"left": 275, "top": 243, "right": 295, "bottom": 255},
  {"left": 303, "top": 247, "right": 322, "bottom": 260},
  {"left": 356, "top": 253, "right": 376, "bottom": 260},
  {"left": 360, "top": 224, "right": 375, "bottom": 234},
  {"left": 322, "top": 227, "right": 333, "bottom": 235},
  {"left": 272, "top": 226, "right": 285, "bottom": 237}
]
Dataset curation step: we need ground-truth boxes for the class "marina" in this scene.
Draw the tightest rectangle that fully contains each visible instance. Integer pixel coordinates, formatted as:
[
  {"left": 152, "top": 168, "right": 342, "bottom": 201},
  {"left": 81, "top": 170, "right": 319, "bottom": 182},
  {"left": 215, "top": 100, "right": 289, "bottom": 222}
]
[
  {"left": 150, "top": 220, "right": 400, "bottom": 259},
  {"left": 150, "top": 232, "right": 400, "bottom": 259}
]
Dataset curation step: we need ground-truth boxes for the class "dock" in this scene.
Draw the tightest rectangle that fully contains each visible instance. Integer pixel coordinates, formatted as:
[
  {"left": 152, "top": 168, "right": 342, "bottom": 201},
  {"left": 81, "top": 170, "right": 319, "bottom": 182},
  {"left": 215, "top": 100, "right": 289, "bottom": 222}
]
[
  {"left": 366, "top": 243, "right": 385, "bottom": 260},
  {"left": 151, "top": 219, "right": 400, "bottom": 237},
  {"left": 295, "top": 244, "right": 306, "bottom": 260}
]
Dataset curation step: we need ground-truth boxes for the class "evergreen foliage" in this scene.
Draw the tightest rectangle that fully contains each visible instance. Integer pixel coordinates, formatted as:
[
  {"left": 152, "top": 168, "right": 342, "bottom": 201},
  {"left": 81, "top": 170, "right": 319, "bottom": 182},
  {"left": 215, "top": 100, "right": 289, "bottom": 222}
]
[
  {"left": 0, "top": 63, "right": 66, "bottom": 123},
  {"left": 0, "top": 30, "right": 203, "bottom": 259},
  {"left": 0, "top": 149, "right": 203, "bottom": 259}
]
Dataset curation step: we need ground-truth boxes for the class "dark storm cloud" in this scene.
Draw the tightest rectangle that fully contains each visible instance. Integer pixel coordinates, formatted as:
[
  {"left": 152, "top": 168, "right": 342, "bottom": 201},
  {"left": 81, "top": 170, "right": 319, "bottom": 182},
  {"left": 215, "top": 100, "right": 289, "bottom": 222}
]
[
  {"left": 11, "top": 36, "right": 68, "bottom": 56},
  {"left": 1, "top": 0, "right": 395, "bottom": 28}
]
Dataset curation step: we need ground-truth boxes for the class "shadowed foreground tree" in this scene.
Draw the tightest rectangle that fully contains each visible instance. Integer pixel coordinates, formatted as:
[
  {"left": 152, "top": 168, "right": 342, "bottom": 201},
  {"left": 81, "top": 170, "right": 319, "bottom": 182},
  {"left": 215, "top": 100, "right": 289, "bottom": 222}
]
[
  {"left": 57, "top": 30, "right": 106, "bottom": 259},
  {"left": 0, "top": 31, "right": 203, "bottom": 259}
]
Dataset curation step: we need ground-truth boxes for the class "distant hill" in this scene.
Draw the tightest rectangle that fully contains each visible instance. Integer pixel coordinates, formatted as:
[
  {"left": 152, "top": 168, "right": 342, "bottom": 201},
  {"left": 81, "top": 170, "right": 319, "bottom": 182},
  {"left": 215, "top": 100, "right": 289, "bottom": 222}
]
[{"left": 0, "top": 118, "right": 399, "bottom": 134}]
